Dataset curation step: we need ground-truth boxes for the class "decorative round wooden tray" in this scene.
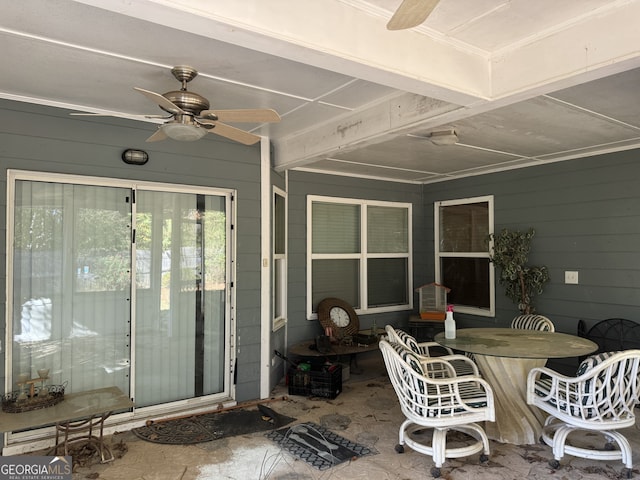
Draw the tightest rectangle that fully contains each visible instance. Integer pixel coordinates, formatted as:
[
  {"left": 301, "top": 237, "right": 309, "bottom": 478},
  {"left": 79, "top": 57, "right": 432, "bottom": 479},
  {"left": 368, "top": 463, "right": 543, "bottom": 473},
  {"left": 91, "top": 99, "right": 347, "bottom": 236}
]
[{"left": 2, "top": 384, "right": 65, "bottom": 413}]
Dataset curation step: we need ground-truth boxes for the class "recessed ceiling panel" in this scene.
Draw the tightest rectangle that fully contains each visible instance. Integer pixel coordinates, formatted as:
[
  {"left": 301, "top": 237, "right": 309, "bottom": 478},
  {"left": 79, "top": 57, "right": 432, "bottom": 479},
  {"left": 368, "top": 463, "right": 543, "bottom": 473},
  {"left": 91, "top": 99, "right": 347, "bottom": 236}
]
[
  {"left": 446, "top": 0, "right": 618, "bottom": 52},
  {"left": 454, "top": 96, "right": 640, "bottom": 157},
  {"left": 549, "top": 68, "right": 640, "bottom": 129},
  {"left": 318, "top": 79, "right": 399, "bottom": 109}
]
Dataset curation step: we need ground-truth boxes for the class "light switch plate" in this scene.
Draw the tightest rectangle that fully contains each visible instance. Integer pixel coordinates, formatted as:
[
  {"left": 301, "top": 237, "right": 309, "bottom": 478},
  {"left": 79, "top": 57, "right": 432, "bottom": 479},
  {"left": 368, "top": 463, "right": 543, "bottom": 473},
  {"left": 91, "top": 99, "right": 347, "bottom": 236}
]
[{"left": 565, "top": 271, "right": 579, "bottom": 284}]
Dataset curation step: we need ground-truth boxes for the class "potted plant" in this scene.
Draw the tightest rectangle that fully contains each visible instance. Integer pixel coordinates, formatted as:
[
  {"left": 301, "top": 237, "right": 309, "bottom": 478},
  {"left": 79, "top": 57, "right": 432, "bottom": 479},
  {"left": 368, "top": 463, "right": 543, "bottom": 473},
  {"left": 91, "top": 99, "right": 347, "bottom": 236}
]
[{"left": 488, "top": 227, "right": 550, "bottom": 314}]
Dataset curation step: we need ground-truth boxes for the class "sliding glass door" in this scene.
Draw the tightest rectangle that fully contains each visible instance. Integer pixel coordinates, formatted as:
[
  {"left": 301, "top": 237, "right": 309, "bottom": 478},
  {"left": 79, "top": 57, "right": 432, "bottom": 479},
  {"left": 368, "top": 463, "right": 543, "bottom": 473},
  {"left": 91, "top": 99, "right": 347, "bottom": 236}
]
[
  {"left": 8, "top": 172, "right": 232, "bottom": 413},
  {"left": 134, "top": 191, "right": 228, "bottom": 407}
]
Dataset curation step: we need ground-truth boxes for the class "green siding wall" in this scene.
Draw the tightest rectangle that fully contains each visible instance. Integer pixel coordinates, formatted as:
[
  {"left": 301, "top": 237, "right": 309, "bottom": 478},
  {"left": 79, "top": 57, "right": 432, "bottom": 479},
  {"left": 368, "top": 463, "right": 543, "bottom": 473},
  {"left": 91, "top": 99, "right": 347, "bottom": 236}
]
[{"left": 422, "top": 151, "right": 640, "bottom": 372}]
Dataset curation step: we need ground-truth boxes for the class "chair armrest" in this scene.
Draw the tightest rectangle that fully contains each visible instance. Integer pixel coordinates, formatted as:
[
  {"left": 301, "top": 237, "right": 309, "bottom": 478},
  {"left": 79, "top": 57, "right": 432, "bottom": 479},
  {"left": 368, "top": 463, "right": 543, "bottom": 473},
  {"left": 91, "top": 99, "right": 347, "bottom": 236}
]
[
  {"left": 526, "top": 365, "right": 602, "bottom": 418},
  {"left": 416, "top": 341, "right": 454, "bottom": 356},
  {"left": 444, "top": 375, "right": 496, "bottom": 421},
  {"left": 526, "top": 366, "right": 575, "bottom": 404},
  {"left": 419, "top": 357, "right": 457, "bottom": 378},
  {"left": 416, "top": 352, "right": 480, "bottom": 378},
  {"left": 528, "top": 365, "right": 575, "bottom": 384},
  {"left": 441, "top": 354, "right": 481, "bottom": 377}
]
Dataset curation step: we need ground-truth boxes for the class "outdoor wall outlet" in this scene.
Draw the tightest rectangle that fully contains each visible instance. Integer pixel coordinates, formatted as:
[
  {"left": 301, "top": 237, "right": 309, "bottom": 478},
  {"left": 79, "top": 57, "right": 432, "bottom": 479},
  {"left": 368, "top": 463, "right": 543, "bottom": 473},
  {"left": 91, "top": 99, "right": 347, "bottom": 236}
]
[{"left": 565, "top": 271, "right": 579, "bottom": 284}]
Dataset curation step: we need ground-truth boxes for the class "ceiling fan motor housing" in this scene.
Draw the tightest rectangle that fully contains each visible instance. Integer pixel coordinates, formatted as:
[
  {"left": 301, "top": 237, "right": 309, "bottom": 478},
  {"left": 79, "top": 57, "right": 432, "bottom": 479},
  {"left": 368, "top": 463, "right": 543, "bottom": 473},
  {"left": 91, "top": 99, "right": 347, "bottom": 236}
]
[{"left": 161, "top": 90, "right": 209, "bottom": 115}]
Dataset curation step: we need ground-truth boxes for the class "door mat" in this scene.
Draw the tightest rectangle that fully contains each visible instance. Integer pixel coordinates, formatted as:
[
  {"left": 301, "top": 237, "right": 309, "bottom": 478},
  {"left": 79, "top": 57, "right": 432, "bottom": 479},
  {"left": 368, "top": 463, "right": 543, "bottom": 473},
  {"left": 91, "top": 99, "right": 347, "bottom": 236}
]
[
  {"left": 132, "top": 404, "right": 295, "bottom": 445},
  {"left": 266, "top": 422, "right": 376, "bottom": 470}
]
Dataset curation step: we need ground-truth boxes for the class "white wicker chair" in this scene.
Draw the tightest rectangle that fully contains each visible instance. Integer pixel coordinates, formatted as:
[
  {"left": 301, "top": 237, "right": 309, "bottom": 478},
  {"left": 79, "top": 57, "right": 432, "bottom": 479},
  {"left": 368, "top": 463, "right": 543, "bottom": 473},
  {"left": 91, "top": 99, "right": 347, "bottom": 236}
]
[
  {"left": 527, "top": 349, "right": 640, "bottom": 478},
  {"left": 511, "top": 314, "right": 555, "bottom": 332},
  {"left": 385, "top": 325, "right": 480, "bottom": 377},
  {"left": 380, "top": 340, "right": 495, "bottom": 478}
]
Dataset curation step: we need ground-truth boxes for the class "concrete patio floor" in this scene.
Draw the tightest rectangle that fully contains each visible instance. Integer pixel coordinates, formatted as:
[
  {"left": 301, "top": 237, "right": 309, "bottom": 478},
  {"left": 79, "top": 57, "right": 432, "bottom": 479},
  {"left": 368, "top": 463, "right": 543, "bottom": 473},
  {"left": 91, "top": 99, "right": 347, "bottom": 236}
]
[{"left": 29, "top": 352, "right": 640, "bottom": 479}]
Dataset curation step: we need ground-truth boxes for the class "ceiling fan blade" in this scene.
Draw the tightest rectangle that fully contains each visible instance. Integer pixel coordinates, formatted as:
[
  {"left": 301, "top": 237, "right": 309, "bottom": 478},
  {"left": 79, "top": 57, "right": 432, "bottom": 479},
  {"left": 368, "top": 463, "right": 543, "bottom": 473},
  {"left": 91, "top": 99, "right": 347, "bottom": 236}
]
[
  {"left": 70, "top": 112, "right": 168, "bottom": 119},
  {"left": 200, "top": 109, "right": 280, "bottom": 123},
  {"left": 70, "top": 113, "right": 114, "bottom": 116},
  {"left": 134, "top": 87, "right": 186, "bottom": 115},
  {"left": 145, "top": 127, "right": 168, "bottom": 143},
  {"left": 387, "top": 0, "right": 440, "bottom": 30},
  {"left": 205, "top": 121, "right": 261, "bottom": 145}
]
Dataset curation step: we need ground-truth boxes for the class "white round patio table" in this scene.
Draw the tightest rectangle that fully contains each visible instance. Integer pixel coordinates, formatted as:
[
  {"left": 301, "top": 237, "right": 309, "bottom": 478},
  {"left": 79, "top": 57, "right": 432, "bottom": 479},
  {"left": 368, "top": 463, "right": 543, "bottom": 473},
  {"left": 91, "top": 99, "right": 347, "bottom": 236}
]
[{"left": 434, "top": 327, "right": 597, "bottom": 445}]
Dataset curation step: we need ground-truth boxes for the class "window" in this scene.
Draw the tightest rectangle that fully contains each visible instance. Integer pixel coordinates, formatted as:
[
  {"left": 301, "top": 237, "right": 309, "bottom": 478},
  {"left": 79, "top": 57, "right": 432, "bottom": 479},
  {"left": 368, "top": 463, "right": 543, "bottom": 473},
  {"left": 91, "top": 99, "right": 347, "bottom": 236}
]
[
  {"left": 307, "top": 196, "right": 412, "bottom": 318},
  {"left": 434, "top": 196, "right": 494, "bottom": 317},
  {"left": 273, "top": 187, "right": 287, "bottom": 330}
]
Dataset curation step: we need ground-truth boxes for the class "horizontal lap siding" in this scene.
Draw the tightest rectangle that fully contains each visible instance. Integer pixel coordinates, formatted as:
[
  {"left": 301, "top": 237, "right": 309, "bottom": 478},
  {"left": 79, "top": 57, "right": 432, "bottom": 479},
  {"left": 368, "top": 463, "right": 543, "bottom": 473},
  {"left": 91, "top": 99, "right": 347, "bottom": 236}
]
[{"left": 422, "top": 151, "right": 640, "bottom": 373}]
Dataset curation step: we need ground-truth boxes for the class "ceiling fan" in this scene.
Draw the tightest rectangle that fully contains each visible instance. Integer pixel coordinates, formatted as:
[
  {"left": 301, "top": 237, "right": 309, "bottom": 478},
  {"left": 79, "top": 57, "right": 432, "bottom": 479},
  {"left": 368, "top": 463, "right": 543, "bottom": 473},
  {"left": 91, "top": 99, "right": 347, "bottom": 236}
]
[
  {"left": 387, "top": 0, "right": 440, "bottom": 30},
  {"left": 74, "top": 65, "right": 280, "bottom": 145}
]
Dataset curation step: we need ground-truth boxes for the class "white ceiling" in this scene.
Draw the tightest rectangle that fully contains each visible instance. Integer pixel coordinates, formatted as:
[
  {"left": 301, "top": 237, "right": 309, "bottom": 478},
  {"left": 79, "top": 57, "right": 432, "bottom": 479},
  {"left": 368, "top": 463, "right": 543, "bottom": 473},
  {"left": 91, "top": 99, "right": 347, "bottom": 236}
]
[{"left": 2, "top": 0, "right": 640, "bottom": 184}]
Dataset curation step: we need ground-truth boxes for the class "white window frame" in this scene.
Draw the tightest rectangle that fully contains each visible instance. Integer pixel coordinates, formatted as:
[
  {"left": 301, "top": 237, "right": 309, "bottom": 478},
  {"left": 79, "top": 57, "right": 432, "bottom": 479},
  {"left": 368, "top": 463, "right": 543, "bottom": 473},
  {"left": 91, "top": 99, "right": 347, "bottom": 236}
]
[
  {"left": 434, "top": 195, "right": 495, "bottom": 317},
  {"left": 272, "top": 186, "right": 287, "bottom": 331},
  {"left": 306, "top": 195, "right": 413, "bottom": 319}
]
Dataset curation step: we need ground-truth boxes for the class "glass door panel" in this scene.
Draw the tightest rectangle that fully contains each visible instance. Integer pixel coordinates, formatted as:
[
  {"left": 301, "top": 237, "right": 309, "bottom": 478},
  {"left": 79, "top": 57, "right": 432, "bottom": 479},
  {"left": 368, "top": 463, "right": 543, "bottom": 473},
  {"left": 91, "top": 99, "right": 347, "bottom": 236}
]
[
  {"left": 134, "top": 191, "right": 227, "bottom": 407},
  {"left": 11, "top": 181, "right": 132, "bottom": 395}
]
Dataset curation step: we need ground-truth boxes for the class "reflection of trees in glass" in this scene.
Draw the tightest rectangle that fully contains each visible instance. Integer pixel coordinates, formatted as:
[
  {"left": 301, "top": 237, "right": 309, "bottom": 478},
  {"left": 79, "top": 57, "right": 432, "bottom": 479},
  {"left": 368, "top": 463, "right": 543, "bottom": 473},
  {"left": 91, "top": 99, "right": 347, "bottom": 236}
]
[
  {"left": 18, "top": 201, "right": 229, "bottom": 295},
  {"left": 15, "top": 207, "right": 63, "bottom": 250},
  {"left": 440, "top": 202, "right": 489, "bottom": 252},
  {"left": 15, "top": 206, "right": 132, "bottom": 292},
  {"left": 203, "top": 209, "right": 226, "bottom": 288},
  {"left": 76, "top": 208, "right": 131, "bottom": 292},
  {"left": 136, "top": 207, "right": 226, "bottom": 292}
]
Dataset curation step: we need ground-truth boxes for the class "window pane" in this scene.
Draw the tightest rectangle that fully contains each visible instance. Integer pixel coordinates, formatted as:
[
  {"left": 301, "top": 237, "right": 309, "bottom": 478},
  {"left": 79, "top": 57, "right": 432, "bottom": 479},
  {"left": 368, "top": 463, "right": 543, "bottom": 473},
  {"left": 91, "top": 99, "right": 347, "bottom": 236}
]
[
  {"left": 312, "top": 259, "right": 359, "bottom": 309},
  {"left": 441, "top": 257, "right": 490, "bottom": 308},
  {"left": 274, "top": 193, "right": 285, "bottom": 255},
  {"left": 367, "top": 258, "right": 408, "bottom": 307},
  {"left": 440, "top": 202, "right": 489, "bottom": 252},
  {"left": 274, "top": 258, "right": 284, "bottom": 318},
  {"left": 312, "top": 202, "right": 360, "bottom": 254},
  {"left": 368, "top": 206, "right": 408, "bottom": 253}
]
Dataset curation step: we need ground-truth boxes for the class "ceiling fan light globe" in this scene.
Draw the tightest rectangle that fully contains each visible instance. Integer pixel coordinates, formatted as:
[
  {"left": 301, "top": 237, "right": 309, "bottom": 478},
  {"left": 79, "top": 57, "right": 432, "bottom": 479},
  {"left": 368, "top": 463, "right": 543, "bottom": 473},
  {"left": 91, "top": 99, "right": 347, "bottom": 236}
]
[{"left": 161, "top": 123, "right": 208, "bottom": 141}]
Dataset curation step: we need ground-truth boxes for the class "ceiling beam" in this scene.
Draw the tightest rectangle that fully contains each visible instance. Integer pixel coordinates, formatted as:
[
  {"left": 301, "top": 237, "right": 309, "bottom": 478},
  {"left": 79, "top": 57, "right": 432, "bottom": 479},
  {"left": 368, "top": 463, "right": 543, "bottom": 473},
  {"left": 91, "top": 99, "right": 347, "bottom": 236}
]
[
  {"left": 75, "top": 0, "right": 490, "bottom": 106},
  {"left": 273, "top": 91, "right": 463, "bottom": 169}
]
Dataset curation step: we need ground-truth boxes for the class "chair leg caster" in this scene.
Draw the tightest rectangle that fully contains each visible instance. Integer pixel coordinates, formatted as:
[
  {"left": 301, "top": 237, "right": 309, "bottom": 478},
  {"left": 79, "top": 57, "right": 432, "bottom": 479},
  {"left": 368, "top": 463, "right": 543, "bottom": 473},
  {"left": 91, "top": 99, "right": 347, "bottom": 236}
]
[
  {"left": 395, "top": 444, "right": 405, "bottom": 454},
  {"left": 549, "top": 459, "right": 560, "bottom": 469},
  {"left": 479, "top": 454, "right": 489, "bottom": 464},
  {"left": 430, "top": 466, "right": 441, "bottom": 478}
]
